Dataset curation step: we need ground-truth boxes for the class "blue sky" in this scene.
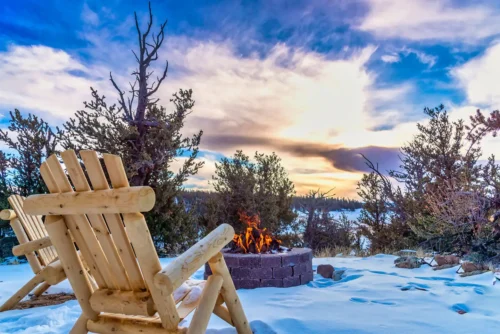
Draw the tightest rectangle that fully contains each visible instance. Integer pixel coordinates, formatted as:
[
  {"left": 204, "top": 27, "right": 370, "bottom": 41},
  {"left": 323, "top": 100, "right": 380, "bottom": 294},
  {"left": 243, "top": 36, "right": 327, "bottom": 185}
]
[{"left": 1, "top": 0, "right": 500, "bottom": 196}]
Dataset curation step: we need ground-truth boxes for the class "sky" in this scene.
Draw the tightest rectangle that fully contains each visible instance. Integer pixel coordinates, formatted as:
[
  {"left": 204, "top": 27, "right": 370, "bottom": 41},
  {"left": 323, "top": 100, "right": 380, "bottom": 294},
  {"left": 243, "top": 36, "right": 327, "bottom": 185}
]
[{"left": 1, "top": 0, "right": 500, "bottom": 197}]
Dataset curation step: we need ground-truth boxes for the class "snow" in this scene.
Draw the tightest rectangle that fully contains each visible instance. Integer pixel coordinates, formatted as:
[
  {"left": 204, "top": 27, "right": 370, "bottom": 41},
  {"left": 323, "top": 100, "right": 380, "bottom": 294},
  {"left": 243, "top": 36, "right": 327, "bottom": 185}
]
[
  {"left": 328, "top": 208, "right": 362, "bottom": 221},
  {"left": 1, "top": 255, "right": 500, "bottom": 333}
]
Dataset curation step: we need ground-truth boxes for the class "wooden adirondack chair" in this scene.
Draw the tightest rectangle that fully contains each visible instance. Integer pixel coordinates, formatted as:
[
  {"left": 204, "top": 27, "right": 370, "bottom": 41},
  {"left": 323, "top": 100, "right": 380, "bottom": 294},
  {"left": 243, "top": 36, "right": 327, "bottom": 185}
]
[
  {"left": 0, "top": 195, "right": 81, "bottom": 311},
  {"left": 24, "top": 149, "right": 252, "bottom": 334}
]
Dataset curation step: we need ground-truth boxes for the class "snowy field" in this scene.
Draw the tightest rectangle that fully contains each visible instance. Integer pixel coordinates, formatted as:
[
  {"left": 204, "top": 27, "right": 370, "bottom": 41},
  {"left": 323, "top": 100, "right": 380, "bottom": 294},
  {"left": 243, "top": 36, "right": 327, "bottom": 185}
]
[{"left": 1, "top": 255, "right": 500, "bottom": 334}]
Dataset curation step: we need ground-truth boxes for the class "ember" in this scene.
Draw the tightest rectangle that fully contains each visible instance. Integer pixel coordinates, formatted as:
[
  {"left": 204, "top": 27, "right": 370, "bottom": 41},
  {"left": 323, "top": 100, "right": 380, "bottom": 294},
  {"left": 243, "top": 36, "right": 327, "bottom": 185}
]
[{"left": 230, "top": 212, "right": 283, "bottom": 254}]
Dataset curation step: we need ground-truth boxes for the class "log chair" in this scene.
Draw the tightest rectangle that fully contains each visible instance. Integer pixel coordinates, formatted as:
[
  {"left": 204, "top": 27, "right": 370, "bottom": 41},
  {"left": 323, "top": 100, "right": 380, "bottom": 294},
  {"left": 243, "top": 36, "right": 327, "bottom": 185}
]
[
  {"left": 24, "top": 149, "right": 252, "bottom": 334},
  {"left": 0, "top": 195, "right": 94, "bottom": 312}
]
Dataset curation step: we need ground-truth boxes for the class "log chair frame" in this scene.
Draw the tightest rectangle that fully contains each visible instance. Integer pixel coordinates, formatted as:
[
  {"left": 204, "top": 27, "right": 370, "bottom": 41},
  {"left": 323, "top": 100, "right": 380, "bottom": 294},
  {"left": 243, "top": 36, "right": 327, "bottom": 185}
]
[
  {"left": 0, "top": 195, "right": 94, "bottom": 312},
  {"left": 24, "top": 150, "right": 252, "bottom": 334}
]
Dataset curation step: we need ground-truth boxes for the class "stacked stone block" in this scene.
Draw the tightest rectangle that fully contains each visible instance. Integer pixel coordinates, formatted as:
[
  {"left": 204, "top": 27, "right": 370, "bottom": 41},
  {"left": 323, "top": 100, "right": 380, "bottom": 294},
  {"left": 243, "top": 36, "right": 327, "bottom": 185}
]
[{"left": 204, "top": 248, "right": 313, "bottom": 289}]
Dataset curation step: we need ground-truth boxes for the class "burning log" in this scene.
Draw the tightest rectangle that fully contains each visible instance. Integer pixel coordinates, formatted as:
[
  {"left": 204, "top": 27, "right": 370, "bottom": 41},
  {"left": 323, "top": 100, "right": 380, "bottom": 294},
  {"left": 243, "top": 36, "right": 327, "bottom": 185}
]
[{"left": 230, "top": 212, "right": 284, "bottom": 254}]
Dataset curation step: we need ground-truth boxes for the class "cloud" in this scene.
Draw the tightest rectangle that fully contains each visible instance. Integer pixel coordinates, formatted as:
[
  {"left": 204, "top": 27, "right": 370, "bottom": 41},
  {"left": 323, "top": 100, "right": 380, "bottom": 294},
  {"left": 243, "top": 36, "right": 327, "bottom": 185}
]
[
  {"left": 359, "top": 0, "right": 500, "bottom": 43},
  {"left": 381, "top": 48, "right": 436, "bottom": 68},
  {"left": 401, "top": 48, "right": 437, "bottom": 68},
  {"left": 452, "top": 41, "right": 500, "bottom": 106},
  {"left": 0, "top": 45, "right": 110, "bottom": 121},
  {"left": 202, "top": 135, "right": 400, "bottom": 173},
  {"left": 381, "top": 54, "right": 400, "bottom": 63},
  {"left": 0, "top": 35, "right": 411, "bottom": 195},
  {"left": 157, "top": 38, "right": 409, "bottom": 149},
  {"left": 81, "top": 3, "right": 99, "bottom": 26},
  {"left": 449, "top": 44, "right": 500, "bottom": 161}
]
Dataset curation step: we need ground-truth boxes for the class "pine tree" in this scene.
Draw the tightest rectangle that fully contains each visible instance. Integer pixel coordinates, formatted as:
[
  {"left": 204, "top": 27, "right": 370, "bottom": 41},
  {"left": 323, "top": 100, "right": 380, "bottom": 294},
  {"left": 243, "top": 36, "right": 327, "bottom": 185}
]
[
  {"left": 0, "top": 150, "right": 10, "bottom": 209},
  {"left": 207, "top": 151, "right": 296, "bottom": 241},
  {"left": 0, "top": 110, "right": 57, "bottom": 196}
]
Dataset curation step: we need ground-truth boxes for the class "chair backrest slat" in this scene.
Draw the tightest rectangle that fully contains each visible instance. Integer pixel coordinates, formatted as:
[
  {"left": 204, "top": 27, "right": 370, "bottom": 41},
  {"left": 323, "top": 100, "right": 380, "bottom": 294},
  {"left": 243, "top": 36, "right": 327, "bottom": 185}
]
[
  {"left": 61, "top": 150, "right": 122, "bottom": 290},
  {"left": 80, "top": 150, "right": 133, "bottom": 290},
  {"left": 8, "top": 195, "right": 57, "bottom": 266},
  {"left": 101, "top": 153, "right": 146, "bottom": 291},
  {"left": 42, "top": 155, "right": 108, "bottom": 288}
]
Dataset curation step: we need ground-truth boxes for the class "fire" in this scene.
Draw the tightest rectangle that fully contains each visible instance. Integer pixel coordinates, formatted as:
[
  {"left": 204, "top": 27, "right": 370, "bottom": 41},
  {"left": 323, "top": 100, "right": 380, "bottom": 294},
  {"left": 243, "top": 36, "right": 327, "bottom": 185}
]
[{"left": 231, "top": 212, "right": 282, "bottom": 254}]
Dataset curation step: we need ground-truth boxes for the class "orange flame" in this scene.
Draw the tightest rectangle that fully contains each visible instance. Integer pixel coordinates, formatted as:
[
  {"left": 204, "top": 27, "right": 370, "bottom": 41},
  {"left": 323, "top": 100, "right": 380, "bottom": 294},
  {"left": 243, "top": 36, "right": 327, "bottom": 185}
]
[{"left": 231, "top": 212, "right": 281, "bottom": 254}]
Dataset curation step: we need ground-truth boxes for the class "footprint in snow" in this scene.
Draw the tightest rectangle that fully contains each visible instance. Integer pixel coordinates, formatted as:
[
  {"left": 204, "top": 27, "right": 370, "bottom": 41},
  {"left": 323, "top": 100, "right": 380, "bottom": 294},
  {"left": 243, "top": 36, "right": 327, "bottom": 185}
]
[
  {"left": 444, "top": 282, "right": 488, "bottom": 295},
  {"left": 371, "top": 299, "right": 396, "bottom": 305},
  {"left": 415, "top": 276, "right": 454, "bottom": 282},
  {"left": 349, "top": 297, "right": 396, "bottom": 305},
  {"left": 266, "top": 296, "right": 312, "bottom": 308},
  {"left": 307, "top": 274, "right": 363, "bottom": 289},
  {"left": 350, "top": 297, "right": 368, "bottom": 303},
  {"left": 400, "top": 282, "right": 430, "bottom": 291},
  {"left": 340, "top": 274, "right": 363, "bottom": 283},
  {"left": 369, "top": 270, "right": 408, "bottom": 278},
  {"left": 450, "top": 303, "right": 470, "bottom": 314},
  {"left": 445, "top": 281, "right": 483, "bottom": 288}
]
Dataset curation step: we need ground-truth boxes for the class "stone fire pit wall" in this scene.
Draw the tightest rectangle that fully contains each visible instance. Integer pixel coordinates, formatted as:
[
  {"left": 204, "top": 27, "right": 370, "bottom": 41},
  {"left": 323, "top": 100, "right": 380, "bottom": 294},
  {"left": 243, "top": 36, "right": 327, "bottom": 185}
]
[{"left": 204, "top": 248, "right": 313, "bottom": 289}]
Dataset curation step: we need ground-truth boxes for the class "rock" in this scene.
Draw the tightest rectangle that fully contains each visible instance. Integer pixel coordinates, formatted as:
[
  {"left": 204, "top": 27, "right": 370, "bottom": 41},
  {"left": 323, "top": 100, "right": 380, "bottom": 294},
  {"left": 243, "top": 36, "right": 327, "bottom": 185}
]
[
  {"left": 317, "top": 264, "right": 334, "bottom": 278},
  {"left": 445, "top": 255, "right": 460, "bottom": 265},
  {"left": 434, "top": 255, "right": 447, "bottom": 266},
  {"left": 461, "top": 261, "right": 488, "bottom": 273},
  {"left": 435, "top": 255, "right": 460, "bottom": 266},
  {"left": 394, "top": 256, "right": 422, "bottom": 269}
]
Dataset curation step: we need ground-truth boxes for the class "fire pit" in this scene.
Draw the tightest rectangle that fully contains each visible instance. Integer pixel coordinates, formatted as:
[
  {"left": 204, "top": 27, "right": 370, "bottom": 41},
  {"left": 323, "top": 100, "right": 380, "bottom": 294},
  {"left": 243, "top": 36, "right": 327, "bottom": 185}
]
[
  {"left": 204, "top": 248, "right": 313, "bottom": 289},
  {"left": 204, "top": 212, "right": 313, "bottom": 289}
]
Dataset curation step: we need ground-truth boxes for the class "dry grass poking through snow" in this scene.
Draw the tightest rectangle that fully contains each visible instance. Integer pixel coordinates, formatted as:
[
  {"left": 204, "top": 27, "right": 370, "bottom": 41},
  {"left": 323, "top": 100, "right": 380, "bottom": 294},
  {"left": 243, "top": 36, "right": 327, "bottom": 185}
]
[{"left": 314, "top": 246, "right": 422, "bottom": 258}]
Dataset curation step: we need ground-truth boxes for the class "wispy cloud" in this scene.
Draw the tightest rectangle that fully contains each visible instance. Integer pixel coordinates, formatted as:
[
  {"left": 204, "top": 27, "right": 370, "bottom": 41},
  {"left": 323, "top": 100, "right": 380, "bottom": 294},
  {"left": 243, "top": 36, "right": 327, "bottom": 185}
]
[
  {"left": 381, "top": 54, "right": 400, "bottom": 63},
  {"left": 81, "top": 3, "right": 99, "bottom": 26},
  {"left": 359, "top": 0, "right": 500, "bottom": 43},
  {"left": 0, "top": 45, "right": 109, "bottom": 121}
]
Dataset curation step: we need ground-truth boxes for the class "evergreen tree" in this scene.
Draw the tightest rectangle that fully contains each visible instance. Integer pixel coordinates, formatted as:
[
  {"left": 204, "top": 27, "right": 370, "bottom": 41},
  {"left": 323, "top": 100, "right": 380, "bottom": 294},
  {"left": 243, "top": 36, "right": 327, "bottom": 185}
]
[
  {"left": 207, "top": 151, "right": 296, "bottom": 241},
  {"left": 0, "top": 150, "right": 10, "bottom": 211},
  {"left": 0, "top": 110, "right": 57, "bottom": 196},
  {"left": 363, "top": 105, "right": 500, "bottom": 255},
  {"left": 298, "top": 189, "right": 357, "bottom": 251},
  {"left": 357, "top": 172, "right": 416, "bottom": 252}
]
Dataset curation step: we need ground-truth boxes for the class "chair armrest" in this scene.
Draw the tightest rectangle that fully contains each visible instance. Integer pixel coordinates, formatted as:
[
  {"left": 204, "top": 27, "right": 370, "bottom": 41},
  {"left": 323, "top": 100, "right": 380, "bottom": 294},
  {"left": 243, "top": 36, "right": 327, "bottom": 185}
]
[
  {"left": 154, "top": 224, "right": 234, "bottom": 292},
  {"left": 0, "top": 209, "right": 16, "bottom": 221},
  {"left": 12, "top": 236, "right": 52, "bottom": 256}
]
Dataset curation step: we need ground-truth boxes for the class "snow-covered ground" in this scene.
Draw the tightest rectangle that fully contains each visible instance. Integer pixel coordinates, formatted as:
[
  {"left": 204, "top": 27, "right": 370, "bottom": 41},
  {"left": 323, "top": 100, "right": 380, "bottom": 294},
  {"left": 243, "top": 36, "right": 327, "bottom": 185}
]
[{"left": 1, "top": 255, "right": 499, "bottom": 333}]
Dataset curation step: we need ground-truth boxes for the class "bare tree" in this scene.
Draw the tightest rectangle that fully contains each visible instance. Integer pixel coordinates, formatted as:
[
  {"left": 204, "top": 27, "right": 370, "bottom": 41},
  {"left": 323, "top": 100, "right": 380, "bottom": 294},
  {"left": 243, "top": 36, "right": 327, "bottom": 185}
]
[{"left": 58, "top": 2, "right": 204, "bottom": 252}]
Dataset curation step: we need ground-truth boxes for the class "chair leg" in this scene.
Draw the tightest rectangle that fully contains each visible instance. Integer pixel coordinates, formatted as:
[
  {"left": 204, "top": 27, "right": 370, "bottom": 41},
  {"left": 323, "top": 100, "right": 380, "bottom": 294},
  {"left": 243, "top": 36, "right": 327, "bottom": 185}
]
[
  {"left": 70, "top": 313, "right": 88, "bottom": 334},
  {"left": 188, "top": 275, "right": 223, "bottom": 334},
  {"left": 33, "top": 281, "right": 51, "bottom": 297},
  {"left": 0, "top": 273, "right": 44, "bottom": 312},
  {"left": 209, "top": 253, "right": 252, "bottom": 334},
  {"left": 213, "top": 295, "right": 233, "bottom": 326}
]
